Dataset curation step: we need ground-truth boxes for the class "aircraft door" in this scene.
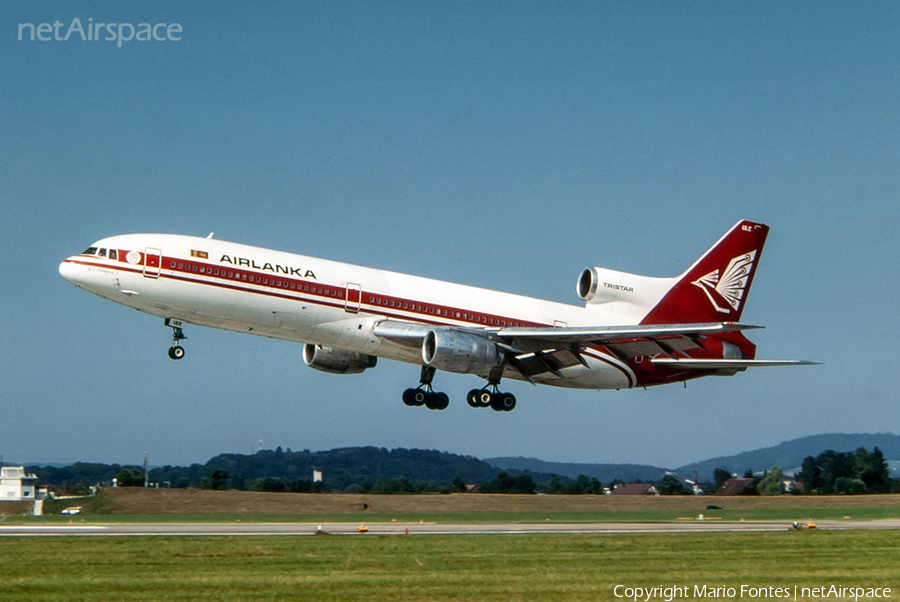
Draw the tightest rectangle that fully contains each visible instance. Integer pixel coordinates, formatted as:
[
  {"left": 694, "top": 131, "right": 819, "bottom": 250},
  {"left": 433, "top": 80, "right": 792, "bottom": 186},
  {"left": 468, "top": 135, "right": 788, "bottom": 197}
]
[
  {"left": 143, "top": 248, "right": 161, "bottom": 279},
  {"left": 345, "top": 283, "right": 361, "bottom": 313}
]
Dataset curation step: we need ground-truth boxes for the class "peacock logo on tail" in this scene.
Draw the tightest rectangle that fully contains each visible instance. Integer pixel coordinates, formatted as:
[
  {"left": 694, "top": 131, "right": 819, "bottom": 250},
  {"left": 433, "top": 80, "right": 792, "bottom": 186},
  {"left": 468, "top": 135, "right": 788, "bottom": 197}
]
[{"left": 691, "top": 250, "right": 757, "bottom": 314}]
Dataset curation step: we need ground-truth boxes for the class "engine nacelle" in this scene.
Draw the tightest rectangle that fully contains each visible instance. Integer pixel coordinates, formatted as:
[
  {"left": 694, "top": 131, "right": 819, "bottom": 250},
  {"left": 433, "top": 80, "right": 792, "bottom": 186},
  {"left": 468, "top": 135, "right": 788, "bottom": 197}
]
[
  {"left": 576, "top": 266, "right": 675, "bottom": 308},
  {"left": 303, "top": 344, "right": 377, "bottom": 375},
  {"left": 422, "top": 330, "right": 503, "bottom": 375}
]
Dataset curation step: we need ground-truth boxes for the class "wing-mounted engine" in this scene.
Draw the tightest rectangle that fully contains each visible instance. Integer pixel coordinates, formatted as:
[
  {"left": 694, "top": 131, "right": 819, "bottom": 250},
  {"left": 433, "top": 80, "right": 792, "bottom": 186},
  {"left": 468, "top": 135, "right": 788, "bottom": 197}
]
[
  {"left": 422, "top": 330, "right": 503, "bottom": 375},
  {"left": 303, "top": 344, "right": 377, "bottom": 375},
  {"left": 576, "top": 266, "right": 676, "bottom": 319}
]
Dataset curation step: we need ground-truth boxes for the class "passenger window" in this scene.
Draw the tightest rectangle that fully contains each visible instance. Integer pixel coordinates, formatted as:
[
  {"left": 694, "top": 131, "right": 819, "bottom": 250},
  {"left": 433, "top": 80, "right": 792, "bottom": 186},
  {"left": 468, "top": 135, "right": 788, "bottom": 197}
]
[{"left": 178, "top": 263, "right": 183, "bottom": 269}]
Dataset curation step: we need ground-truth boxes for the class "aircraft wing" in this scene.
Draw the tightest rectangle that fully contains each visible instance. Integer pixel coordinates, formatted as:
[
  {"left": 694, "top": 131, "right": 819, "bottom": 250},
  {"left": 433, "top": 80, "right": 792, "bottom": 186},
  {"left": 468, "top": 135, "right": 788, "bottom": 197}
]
[
  {"left": 373, "top": 319, "right": 816, "bottom": 381},
  {"left": 494, "top": 322, "right": 760, "bottom": 353},
  {"left": 373, "top": 320, "right": 774, "bottom": 379},
  {"left": 650, "top": 358, "right": 819, "bottom": 369},
  {"left": 374, "top": 320, "right": 757, "bottom": 349}
]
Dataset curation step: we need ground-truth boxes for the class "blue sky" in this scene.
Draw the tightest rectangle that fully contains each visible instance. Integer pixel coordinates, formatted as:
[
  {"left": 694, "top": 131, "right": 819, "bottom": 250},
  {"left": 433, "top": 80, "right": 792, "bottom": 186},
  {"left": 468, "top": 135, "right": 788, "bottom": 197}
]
[{"left": 1, "top": 1, "right": 898, "bottom": 469}]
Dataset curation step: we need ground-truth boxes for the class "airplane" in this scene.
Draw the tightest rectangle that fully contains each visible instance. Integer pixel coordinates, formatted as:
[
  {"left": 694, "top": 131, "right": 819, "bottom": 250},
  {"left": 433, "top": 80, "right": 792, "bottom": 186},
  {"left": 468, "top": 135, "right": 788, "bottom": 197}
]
[{"left": 58, "top": 220, "right": 813, "bottom": 412}]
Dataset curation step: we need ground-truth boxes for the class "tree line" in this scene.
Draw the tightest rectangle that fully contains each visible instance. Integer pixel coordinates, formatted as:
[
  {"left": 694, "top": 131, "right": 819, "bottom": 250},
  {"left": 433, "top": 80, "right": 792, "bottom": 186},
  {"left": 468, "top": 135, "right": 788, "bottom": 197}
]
[
  {"left": 23, "top": 446, "right": 897, "bottom": 495},
  {"left": 705, "top": 446, "right": 898, "bottom": 495}
]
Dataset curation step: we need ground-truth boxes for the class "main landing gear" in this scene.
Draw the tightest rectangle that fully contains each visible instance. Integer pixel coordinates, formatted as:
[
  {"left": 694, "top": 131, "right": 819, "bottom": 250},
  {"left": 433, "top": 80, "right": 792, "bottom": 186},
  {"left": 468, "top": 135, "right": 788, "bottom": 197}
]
[
  {"left": 402, "top": 365, "right": 517, "bottom": 412},
  {"left": 467, "top": 362, "right": 516, "bottom": 412},
  {"left": 165, "top": 318, "right": 187, "bottom": 360},
  {"left": 466, "top": 386, "right": 516, "bottom": 412},
  {"left": 402, "top": 366, "right": 450, "bottom": 411}
]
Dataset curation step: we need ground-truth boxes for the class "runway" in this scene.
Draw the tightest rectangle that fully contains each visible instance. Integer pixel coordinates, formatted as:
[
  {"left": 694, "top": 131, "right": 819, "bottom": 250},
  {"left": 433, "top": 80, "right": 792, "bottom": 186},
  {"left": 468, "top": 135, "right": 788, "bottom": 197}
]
[{"left": 2, "top": 519, "right": 899, "bottom": 537}]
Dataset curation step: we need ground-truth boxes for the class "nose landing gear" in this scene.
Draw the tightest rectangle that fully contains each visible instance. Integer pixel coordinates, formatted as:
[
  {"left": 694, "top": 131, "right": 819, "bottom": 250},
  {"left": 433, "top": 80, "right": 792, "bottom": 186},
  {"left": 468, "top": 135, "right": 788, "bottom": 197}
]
[{"left": 165, "top": 318, "right": 187, "bottom": 360}]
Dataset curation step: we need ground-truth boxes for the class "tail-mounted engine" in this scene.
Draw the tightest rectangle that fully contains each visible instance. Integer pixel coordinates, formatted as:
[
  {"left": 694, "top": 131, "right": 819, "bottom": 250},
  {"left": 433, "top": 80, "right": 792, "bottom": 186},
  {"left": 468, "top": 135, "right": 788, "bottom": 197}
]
[
  {"left": 576, "top": 266, "right": 675, "bottom": 317},
  {"left": 303, "top": 344, "right": 377, "bottom": 375},
  {"left": 422, "top": 330, "right": 503, "bottom": 375}
]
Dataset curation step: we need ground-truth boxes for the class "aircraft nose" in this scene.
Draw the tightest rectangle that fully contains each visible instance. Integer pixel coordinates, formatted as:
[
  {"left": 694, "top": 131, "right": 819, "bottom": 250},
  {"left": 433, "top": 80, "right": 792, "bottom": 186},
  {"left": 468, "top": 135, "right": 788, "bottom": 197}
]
[{"left": 59, "top": 258, "right": 84, "bottom": 286}]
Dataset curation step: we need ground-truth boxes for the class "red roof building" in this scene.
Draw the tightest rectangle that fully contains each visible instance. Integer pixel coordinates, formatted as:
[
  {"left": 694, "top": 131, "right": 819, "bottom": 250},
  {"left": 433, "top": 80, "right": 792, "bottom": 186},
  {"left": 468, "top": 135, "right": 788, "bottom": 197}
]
[
  {"left": 610, "top": 483, "right": 659, "bottom": 496},
  {"left": 715, "top": 477, "right": 755, "bottom": 495}
]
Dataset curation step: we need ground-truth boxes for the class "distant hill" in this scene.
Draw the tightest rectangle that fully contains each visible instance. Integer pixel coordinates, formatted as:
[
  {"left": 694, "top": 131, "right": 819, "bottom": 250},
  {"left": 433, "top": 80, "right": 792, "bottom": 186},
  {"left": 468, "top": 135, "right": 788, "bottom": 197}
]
[
  {"left": 485, "top": 457, "right": 662, "bottom": 483},
  {"left": 154, "top": 446, "right": 503, "bottom": 491},
  {"left": 676, "top": 433, "right": 900, "bottom": 482},
  {"left": 29, "top": 447, "right": 504, "bottom": 491}
]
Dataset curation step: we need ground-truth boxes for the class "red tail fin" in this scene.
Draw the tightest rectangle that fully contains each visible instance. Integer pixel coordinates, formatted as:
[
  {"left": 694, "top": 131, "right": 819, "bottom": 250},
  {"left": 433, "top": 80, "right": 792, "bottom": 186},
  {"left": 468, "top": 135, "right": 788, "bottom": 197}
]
[{"left": 640, "top": 220, "right": 769, "bottom": 325}]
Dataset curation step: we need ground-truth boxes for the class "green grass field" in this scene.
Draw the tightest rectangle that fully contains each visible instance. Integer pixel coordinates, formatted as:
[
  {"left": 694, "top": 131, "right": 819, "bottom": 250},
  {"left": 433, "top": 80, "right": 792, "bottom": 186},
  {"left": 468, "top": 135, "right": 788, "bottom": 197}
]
[{"left": 1, "top": 531, "right": 898, "bottom": 601}]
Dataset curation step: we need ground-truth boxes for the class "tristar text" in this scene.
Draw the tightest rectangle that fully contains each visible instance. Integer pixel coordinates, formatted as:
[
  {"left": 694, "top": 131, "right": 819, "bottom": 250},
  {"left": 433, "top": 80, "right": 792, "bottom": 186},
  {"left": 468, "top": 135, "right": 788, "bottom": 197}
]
[{"left": 219, "top": 255, "right": 316, "bottom": 279}]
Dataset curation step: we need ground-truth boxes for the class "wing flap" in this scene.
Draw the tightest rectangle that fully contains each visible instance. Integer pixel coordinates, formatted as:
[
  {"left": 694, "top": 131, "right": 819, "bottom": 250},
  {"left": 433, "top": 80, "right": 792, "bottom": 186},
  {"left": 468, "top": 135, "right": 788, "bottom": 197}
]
[
  {"left": 511, "top": 349, "right": 585, "bottom": 379},
  {"left": 604, "top": 336, "right": 702, "bottom": 358}
]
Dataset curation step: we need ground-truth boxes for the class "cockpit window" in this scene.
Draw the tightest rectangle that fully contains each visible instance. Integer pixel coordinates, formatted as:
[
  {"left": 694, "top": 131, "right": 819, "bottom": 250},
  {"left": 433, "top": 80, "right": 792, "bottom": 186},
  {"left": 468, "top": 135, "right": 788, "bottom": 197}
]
[
  {"left": 83, "top": 247, "right": 98, "bottom": 255},
  {"left": 98, "top": 248, "right": 107, "bottom": 258},
  {"left": 109, "top": 249, "right": 118, "bottom": 260}
]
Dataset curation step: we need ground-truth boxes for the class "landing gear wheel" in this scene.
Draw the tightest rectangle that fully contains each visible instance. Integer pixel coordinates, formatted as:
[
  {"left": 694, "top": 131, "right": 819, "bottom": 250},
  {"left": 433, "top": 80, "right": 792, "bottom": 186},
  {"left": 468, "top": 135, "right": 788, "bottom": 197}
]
[
  {"left": 424, "top": 392, "right": 449, "bottom": 410},
  {"left": 403, "top": 388, "right": 427, "bottom": 407},
  {"left": 478, "top": 390, "right": 493, "bottom": 408},
  {"left": 402, "top": 388, "right": 419, "bottom": 407},
  {"left": 466, "top": 389, "right": 480, "bottom": 408},
  {"left": 168, "top": 346, "right": 185, "bottom": 360},
  {"left": 490, "top": 392, "right": 516, "bottom": 412}
]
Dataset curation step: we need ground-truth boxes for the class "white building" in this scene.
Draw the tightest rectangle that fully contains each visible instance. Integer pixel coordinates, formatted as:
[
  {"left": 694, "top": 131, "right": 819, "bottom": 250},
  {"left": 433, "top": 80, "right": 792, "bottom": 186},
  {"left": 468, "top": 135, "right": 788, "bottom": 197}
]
[{"left": 0, "top": 466, "right": 38, "bottom": 501}]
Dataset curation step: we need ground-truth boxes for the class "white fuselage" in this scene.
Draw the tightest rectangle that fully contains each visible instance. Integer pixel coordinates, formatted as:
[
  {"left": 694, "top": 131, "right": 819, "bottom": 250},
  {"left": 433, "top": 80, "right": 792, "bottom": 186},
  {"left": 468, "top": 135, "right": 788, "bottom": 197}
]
[{"left": 60, "top": 233, "right": 641, "bottom": 389}]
